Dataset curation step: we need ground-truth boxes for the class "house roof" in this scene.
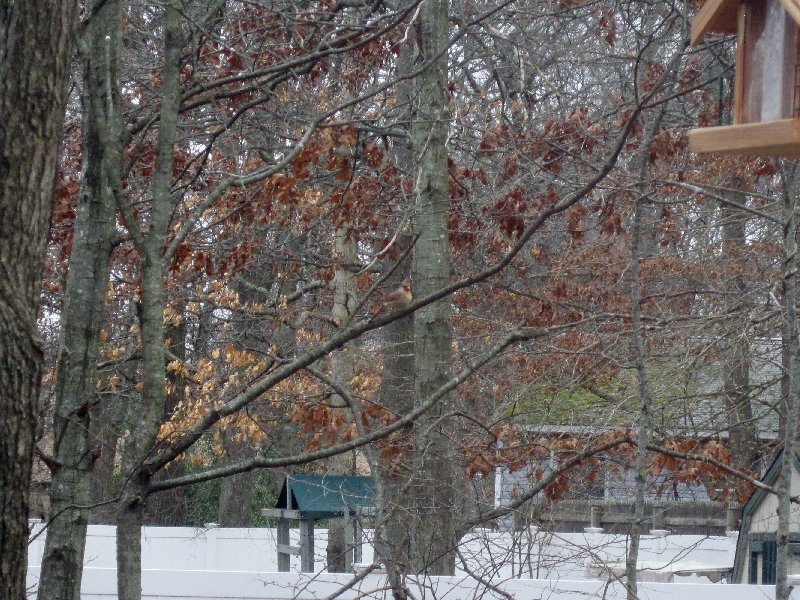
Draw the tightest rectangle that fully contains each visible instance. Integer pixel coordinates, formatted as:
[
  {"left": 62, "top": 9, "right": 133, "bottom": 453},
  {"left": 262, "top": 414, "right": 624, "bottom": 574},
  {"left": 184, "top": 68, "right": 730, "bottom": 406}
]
[
  {"left": 731, "top": 447, "right": 800, "bottom": 581},
  {"left": 692, "top": 0, "right": 800, "bottom": 46},
  {"left": 275, "top": 474, "right": 375, "bottom": 519}
]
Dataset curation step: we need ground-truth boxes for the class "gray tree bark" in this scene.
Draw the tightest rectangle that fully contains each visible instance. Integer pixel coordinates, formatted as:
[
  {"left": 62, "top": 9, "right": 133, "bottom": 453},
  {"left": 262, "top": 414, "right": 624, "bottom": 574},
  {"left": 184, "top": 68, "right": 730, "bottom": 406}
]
[
  {"left": 0, "top": 2, "right": 78, "bottom": 598},
  {"left": 776, "top": 169, "right": 799, "bottom": 600},
  {"left": 216, "top": 435, "right": 256, "bottom": 527},
  {"left": 373, "top": 31, "right": 416, "bottom": 582},
  {"left": 625, "top": 191, "right": 652, "bottom": 600},
  {"left": 720, "top": 195, "right": 759, "bottom": 478},
  {"left": 145, "top": 321, "right": 189, "bottom": 526},
  {"left": 623, "top": 100, "right": 670, "bottom": 600},
  {"left": 90, "top": 346, "right": 134, "bottom": 524},
  {"left": 373, "top": 248, "right": 415, "bottom": 579},
  {"left": 327, "top": 230, "right": 359, "bottom": 573},
  {"left": 116, "top": 2, "right": 182, "bottom": 598},
  {"left": 37, "top": 1, "right": 123, "bottom": 597},
  {"left": 409, "top": 0, "right": 456, "bottom": 575}
]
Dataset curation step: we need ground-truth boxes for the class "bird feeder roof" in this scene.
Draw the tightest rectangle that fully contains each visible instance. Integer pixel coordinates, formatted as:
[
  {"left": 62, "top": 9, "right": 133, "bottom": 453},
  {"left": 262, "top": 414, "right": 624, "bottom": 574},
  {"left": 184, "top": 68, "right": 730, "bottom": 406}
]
[
  {"left": 275, "top": 474, "right": 375, "bottom": 519},
  {"left": 691, "top": 0, "right": 800, "bottom": 45}
]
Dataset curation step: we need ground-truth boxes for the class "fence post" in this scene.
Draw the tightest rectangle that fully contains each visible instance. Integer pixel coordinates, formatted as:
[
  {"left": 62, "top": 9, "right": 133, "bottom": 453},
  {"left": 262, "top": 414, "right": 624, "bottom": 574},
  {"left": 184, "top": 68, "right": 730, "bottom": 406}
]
[
  {"left": 585, "top": 504, "right": 604, "bottom": 533},
  {"left": 205, "top": 522, "right": 219, "bottom": 569},
  {"left": 28, "top": 519, "right": 45, "bottom": 566},
  {"left": 650, "top": 503, "right": 669, "bottom": 536},
  {"left": 726, "top": 503, "right": 741, "bottom": 533},
  {"left": 353, "top": 511, "right": 363, "bottom": 565}
]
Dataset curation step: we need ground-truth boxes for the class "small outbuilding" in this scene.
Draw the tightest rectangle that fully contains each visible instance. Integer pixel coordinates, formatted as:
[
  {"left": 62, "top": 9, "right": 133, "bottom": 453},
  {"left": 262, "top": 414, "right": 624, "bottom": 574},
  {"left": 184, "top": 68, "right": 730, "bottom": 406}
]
[
  {"left": 732, "top": 448, "right": 800, "bottom": 584},
  {"left": 261, "top": 474, "right": 375, "bottom": 573},
  {"left": 689, "top": 0, "right": 800, "bottom": 156}
]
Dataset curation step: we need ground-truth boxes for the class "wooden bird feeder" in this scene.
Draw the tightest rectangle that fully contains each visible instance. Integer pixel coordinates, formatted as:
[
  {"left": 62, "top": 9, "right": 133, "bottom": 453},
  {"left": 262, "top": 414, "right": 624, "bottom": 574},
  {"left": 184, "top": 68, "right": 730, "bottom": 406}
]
[
  {"left": 261, "top": 474, "right": 375, "bottom": 572},
  {"left": 689, "top": 0, "right": 800, "bottom": 156}
]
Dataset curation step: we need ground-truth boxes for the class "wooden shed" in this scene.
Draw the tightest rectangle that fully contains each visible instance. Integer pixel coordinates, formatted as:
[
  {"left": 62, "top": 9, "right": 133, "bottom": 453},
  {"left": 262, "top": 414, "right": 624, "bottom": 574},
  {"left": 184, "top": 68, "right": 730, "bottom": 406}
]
[{"left": 689, "top": 0, "right": 800, "bottom": 156}]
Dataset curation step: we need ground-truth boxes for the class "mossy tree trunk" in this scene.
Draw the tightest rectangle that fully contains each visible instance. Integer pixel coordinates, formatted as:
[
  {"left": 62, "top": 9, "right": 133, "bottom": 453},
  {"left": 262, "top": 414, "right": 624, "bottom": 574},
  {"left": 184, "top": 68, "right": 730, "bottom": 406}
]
[
  {"left": 115, "top": 2, "right": 182, "bottom": 598},
  {"left": 38, "top": 1, "right": 123, "bottom": 597}
]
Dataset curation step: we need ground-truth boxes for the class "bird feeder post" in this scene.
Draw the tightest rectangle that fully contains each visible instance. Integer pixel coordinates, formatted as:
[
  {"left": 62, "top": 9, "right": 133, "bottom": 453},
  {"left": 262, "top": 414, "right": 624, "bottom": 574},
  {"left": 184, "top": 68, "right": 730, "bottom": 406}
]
[
  {"left": 277, "top": 516, "right": 291, "bottom": 572},
  {"left": 343, "top": 507, "right": 354, "bottom": 572},
  {"left": 300, "top": 517, "right": 315, "bottom": 573}
]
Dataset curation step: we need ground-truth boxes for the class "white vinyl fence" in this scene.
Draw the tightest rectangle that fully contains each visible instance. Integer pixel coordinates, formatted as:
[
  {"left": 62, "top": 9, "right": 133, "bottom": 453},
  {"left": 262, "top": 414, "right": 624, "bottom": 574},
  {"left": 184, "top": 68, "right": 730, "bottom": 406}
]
[
  {"left": 27, "top": 522, "right": 737, "bottom": 581},
  {"left": 26, "top": 522, "right": 776, "bottom": 600}
]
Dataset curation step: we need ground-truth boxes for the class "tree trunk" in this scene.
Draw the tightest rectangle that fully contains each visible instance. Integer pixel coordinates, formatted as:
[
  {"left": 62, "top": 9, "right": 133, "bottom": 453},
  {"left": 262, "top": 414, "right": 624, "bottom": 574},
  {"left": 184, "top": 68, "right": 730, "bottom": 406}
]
[
  {"left": 217, "top": 432, "right": 256, "bottom": 527},
  {"left": 373, "top": 31, "right": 416, "bottom": 580},
  {"left": 0, "top": 3, "right": 77, "bottom": 598},
  {"left": 720, "top": 194, "right": 759, "bottom": 481},
  {"left": 116, "top": 2, "right": 182, "bottom": 598},
  {"left": 776, "top": 170, "right": 799, "bottom": 600},
  {"left": 409, "top": 0, "right": 455, "bottom": 575},
  {"left": 89, "top": 352, "right": 133, "bottom": 524},
  {"left": 625, "top": 192, "right": 652, "bottom": 600},
  {"left": 38, "top": 1, "right": 123, "bottom": 596},
  {"left": 623, "top": 104, "right": 669, "bottom": 600},
  {"left": 145, "top": 321, "right": 188, "bottom": 526},
  {"left": 326, "top": 230, "right": 359, "bottom": 573},
  {"left": 116, "top": 258, "right": 167, "bottom": 599},
  {"left": 374, "top": 314, "right": 414, "bottom": 576},
  {"left": 373, "top": 257, "right": 415, "bottom": 578}
]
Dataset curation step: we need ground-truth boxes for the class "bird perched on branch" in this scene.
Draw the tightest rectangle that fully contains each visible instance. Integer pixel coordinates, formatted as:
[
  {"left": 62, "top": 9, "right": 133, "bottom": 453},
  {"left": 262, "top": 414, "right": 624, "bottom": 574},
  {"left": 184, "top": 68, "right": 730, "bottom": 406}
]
[
  {"left": 369, "top": 277, "right": 412, "bottom": 319},
  {"left": 384, "top": 278, "right": 412, "bottom": 310},
  {"left": 371, "top": 278, "right": 412, "bottom": 319}
]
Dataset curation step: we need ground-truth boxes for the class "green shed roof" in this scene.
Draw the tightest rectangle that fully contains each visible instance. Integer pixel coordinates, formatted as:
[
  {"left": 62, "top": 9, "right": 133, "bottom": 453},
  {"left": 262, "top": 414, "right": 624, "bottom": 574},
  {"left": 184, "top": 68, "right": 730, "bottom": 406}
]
[{"left": 276, "top": 475, "right": 375, "bottom": 519}]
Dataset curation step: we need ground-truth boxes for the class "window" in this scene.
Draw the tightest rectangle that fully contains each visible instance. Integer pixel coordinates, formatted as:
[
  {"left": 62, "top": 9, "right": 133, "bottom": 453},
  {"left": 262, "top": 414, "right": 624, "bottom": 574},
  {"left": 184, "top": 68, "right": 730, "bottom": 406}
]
[
  {"left": 763, "top": 540, "right": 777, "bottom": 584},
  {"left": 748, "top": 538, "right": 776, "bottom": 584},
  {"left": 749, "top": 549, "right": 759, "bottom": 584}
]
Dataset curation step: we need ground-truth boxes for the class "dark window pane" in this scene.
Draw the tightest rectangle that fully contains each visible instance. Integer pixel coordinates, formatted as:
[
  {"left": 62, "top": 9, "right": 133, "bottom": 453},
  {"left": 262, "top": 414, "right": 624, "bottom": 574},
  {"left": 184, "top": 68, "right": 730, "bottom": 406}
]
[{"left": 763, "top": 541, "right": 777, "bottom": 584}]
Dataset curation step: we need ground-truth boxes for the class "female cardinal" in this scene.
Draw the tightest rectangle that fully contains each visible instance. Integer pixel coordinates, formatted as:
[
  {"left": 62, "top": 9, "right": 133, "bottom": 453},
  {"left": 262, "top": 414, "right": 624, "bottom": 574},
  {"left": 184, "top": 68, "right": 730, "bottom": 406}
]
[{"left": 383, "top": 278, "right": 412, "bottom": 310}]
